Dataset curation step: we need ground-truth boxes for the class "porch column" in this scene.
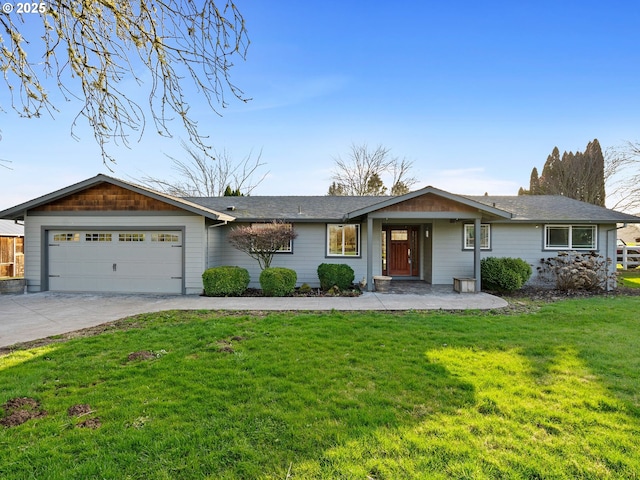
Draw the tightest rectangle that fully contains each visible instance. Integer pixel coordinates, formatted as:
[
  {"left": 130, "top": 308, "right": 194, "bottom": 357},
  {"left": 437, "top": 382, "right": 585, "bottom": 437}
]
[
  {"left": 474, "top": 217, "right": 481, "bottom": 292},
  {"left": 367, "top": 216, "right": 373, "bottom": 291}
]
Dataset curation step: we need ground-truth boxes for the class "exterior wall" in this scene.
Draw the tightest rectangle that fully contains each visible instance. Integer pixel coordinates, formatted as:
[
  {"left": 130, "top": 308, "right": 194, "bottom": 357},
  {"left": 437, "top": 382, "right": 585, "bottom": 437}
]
[
  {"left": 24, "top": 212, "right": 206, "bottom": 294},
  {"left": 430, "top": 220, "right": 473, "bottom": 284},
  {"left": 206, "top": 223, "right": 225, "bottom": 269},
  {"left": 212, "top": 222, "right": 370, "bottom": 288},
  {"left": 483, "top": 222, "right": 617, "bottom": 286},
  {"left": 479, "top": 223, "right": 546, "bottom": 285},
  {"left": 428, "top": 221, "right": 619, "bottom": 287}
]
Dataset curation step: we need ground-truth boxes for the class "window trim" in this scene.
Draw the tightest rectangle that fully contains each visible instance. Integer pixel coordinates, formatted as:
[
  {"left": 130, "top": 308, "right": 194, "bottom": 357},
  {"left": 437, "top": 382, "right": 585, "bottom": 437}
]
[
  {"left": 544, "top": 224, "right": 597, "bottom": 250},
  {"left": 463, "top": 223, "right": 491, "bottom": 250},
  {"left": 326, "top": 223, "right": 361, "bottom": 257}
]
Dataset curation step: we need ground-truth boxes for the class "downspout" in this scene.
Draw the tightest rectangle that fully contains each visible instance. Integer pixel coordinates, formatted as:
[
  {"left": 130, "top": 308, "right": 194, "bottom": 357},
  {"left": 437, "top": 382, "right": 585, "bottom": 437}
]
[
  {"left": 367, "top": 216, "right": 373, "bottom": 291},
  {"left": 207, "top": 220, "right": 228, "bottom": 270},
  {"left": 606, "top": 223, "right": 627, "bottom": 291},
  {"left": 474, "top": 217, "right": 481, "bottom": 293}
]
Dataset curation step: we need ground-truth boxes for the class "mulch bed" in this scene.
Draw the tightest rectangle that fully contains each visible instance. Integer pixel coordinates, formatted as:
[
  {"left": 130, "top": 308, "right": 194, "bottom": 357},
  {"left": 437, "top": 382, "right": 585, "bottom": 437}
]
[{"left": 216, "top": 287, "right": 363, "bottom": 297}]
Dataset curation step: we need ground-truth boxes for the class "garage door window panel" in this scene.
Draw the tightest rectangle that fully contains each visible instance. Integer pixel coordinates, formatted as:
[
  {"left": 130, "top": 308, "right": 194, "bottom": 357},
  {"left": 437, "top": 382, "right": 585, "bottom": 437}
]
[
  {"left": 119, "top": 233, "right": 146, "bottom": 242},
  {"left": 152, "top": 233, "right": 180, "bottom": 243},
  {"left": 53, "top": 233, "right": 80, "bottom": 242},
  {"left": 86, "top": 233, "right": 112, "bottom": 242}
]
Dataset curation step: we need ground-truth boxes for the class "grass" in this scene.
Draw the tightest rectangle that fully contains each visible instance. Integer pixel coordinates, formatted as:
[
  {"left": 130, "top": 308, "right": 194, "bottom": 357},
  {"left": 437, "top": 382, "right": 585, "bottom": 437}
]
[
  {"left": 1, "top": 297, "right": 640, "bottom": 479},
  {"left": 619, "top": 270, "right": 640, "bottom": 288}
]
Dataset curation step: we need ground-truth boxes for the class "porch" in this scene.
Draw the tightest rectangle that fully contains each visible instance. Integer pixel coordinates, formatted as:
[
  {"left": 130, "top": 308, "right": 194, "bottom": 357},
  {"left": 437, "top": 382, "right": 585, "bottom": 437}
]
[
  {"left": 343, "top": 189, "right": 513, "bottom": 293},
  {"left": 375, "top": 280, "right": 473, "bottom": 295}
]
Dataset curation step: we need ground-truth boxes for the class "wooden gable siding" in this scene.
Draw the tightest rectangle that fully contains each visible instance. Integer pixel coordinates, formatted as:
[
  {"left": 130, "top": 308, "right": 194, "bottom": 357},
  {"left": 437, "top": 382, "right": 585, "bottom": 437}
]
[
  {"left": 32, "top": 183, "right": 184, "bottom": 212},
  {"left": 377, "top": 193, "right": 477, "bottom": 214}
]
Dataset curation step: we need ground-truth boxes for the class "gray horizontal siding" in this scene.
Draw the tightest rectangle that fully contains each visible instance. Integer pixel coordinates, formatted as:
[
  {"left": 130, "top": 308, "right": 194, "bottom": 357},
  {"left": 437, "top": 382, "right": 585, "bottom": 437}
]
[{"left": 213, "top": 223, "right": 369, "bottom": 288}]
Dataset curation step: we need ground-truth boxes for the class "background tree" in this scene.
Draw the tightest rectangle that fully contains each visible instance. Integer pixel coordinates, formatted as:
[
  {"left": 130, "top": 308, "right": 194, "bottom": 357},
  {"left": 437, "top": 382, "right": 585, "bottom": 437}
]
[
  {"left": 138, "top": 142, "right": 267, "bottom": 197},
  {"left": 0, "top": 1, "right": 249, "bottom": 164},
  {"left": 605, "top": 141, "right": 640, "bottom": 213},
  {"left": 227, "top": 221, "right": 298, "bottom": 270},
  {"left": 327, "top": 144, "right": 418, "bottom": 196},
  {"left": 519, "top": 139, "right": 606, "bottom": 206}
]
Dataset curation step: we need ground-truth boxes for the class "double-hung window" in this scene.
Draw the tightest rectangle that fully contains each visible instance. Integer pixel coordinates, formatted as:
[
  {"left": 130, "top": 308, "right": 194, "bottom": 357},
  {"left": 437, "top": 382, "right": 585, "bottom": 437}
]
[
  {"left": 463, "top": 224, "right": 490, "bottom": 250},
  {"left": 327, "top": 224, "right": 360, "bottom": 257},
  {"left": 544, "top": 225, "right": 596, "bottom": 250}
]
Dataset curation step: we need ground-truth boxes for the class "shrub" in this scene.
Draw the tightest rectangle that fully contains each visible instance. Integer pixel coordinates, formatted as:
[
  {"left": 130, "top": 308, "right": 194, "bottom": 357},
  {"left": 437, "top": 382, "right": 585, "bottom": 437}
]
[
  {"left": 538, "top": 251, "right": 615, "bottom": 291},
  {"left": 202, "top": 266, "right": 250, "bottom": 296},
  {"left": 502, "top": 257, "right": 533, "bottom": 285},
  {"left": 317, "top": 263, "right": 355, "bottom": 291},
  {"left": 481, "top": 257, "right": 532, "bottom": 292},
  {"left": 260, "top": 267, "right": 297, "bottom": 297}
]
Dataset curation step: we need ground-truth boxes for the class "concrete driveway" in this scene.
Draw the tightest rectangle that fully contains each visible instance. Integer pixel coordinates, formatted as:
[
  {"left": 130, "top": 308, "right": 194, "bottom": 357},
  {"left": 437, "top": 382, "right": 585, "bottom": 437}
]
[{"left": 0, "top": 291, "right": 508, "bottom": 349}]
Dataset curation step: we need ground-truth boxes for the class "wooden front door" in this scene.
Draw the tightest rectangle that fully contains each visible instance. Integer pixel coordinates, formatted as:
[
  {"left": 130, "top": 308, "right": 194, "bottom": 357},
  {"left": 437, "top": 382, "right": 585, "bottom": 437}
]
[{"left": 384, "top": 227, "right": 419, "bottom": 276}]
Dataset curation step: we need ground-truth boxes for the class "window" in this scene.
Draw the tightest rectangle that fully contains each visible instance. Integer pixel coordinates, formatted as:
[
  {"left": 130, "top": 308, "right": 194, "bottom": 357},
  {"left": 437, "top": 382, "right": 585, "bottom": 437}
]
[
  {"left": 85, "top": 233, "right": 112, "bottom": 242},
  {"left": 327, "top": 224, "right": 360, "bottom": 256},
  {"left": 464, "top": 224, "right": 490, "bottom": 250},
  {"left": 53, "top": 233, "right": 79, "bottom": 242},
  {"left": 152, "top": 233, "right": 180, "bottom": 243},
  {"left": 545, "top": 225, "right": 596, "bottom": 250},
  {"left": 251, "top": 223, "right": 293, "bottom": 252},
  {"left": 119, "top": 233, "right": 145, "bottom": 242}
]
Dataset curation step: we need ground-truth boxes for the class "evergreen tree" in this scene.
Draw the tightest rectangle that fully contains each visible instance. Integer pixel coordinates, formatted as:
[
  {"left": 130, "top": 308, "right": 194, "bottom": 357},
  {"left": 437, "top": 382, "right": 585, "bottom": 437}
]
[
  {"left": 521, "top": 140, "right": 606, "bottom": 206},
  {"left": 365, "top": 173, "right": 387, "bottom": 195}
]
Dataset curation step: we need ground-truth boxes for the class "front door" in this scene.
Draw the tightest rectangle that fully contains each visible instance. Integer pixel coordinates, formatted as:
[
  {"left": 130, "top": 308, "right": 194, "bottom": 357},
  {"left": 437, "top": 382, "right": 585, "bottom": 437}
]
[{"left": 383, "top": 226, "right": 420, "bottom": 277}]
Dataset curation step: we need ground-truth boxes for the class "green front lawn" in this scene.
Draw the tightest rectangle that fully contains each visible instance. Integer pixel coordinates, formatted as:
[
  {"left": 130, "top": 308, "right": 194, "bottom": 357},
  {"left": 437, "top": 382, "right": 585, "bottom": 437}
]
[
  {"left": 619, "top": 270, "right": 640, "bottom": 288},
  {"left": 1, "top": 297, "right": 640, "bottom": 479}
]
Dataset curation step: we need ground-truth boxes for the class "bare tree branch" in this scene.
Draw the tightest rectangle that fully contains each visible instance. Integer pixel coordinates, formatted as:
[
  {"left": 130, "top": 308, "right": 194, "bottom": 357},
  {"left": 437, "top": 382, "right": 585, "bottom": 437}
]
[
  {"left": 138, "top": 141, "right": 268, "bottom": 197},
  {"left": 0, "top": 1, "right": 249, "bottom": 164},
  {"left": 605, "top": 142, "right": 640, "bottom": 213},
  {"left": 328, "top": 143, "right": 418, "bottom": 196}
]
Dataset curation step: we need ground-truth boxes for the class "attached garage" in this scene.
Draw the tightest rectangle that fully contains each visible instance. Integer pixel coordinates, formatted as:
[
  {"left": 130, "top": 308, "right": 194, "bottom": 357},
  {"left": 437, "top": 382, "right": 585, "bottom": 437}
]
[
  {"left": 47, "top": 230, "right": 183, "bottom": 294},
  {"left": 0, "top": 175, "right": 234, "bottom": 295}
]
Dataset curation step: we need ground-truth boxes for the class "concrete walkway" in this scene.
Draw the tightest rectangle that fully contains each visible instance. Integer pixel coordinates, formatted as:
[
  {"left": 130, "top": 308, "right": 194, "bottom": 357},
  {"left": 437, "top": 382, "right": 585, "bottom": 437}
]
[{"left": 0, "top": 291, "right": 508, "bottom": 349}]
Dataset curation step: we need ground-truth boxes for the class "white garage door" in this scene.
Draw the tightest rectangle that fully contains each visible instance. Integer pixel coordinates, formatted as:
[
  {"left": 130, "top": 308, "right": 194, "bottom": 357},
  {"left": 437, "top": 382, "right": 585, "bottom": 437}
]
[{"left": 48, "top": 230, "right": 183, "bottom": 294}]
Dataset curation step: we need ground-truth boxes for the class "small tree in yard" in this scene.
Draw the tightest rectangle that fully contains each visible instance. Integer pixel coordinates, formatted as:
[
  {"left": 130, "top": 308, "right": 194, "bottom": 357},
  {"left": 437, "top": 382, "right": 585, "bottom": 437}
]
[{"left": 227, "top": 221, "right": 298, "bottom": 270}]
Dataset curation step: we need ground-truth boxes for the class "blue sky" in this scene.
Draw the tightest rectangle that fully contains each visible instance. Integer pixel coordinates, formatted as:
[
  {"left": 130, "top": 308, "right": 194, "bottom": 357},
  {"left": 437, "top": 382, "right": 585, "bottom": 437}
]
[{"left": 2, "top": 0, "right": 640, "bottom": 209}]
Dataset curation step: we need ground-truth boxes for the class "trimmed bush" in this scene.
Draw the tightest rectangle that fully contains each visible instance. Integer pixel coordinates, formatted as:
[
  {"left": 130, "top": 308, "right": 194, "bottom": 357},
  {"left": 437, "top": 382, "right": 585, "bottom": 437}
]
[
  {"left": 260, "top": 267, "right": 297, "bottom": 297},
  {"left": 202, "top": 266, "right": 250, "bottom": 297},
  {"left": 481, "top": 257, "right": 532, "bottom": 292},
  {"left": 317, "top": 263, "right": 355, "bottom": 291},
  {"left": 502, "top": 257, "right": 533, "bottom": 285}
]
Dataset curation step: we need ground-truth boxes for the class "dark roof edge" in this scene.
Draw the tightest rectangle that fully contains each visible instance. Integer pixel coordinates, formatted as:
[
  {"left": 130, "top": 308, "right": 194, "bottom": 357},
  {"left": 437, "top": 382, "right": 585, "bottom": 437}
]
[
  {"left": 0, "top": 174, "right": 235, "bottom": 222},
  {"left": 344, "top": 186, "right": 513, "bottom": 219}
]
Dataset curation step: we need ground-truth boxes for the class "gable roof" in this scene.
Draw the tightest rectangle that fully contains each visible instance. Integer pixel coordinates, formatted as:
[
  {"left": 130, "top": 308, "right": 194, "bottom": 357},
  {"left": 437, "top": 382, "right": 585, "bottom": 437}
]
[
  {"left": 185, "top": 195, "right": 383, "bottom": 222},
  {"left": 343, "top": 186, "right": 513, "bottom": 220},
  {"left": 2, "top": 174, "right": 639, "bottom": 225},
  {"left": 466, "top": 195, "right": 640, "bottom": 223},
  {"left": 0, "top": 174, "right": 235, "bottom": 222}
]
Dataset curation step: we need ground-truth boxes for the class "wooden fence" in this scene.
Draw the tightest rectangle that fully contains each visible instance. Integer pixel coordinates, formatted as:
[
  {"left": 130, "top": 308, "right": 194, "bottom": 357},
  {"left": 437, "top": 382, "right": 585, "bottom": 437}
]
[
  {"left": 617, "top": 245, "right": 640, "bottom": 271},
  {"left": 0, "top": 236, "right": 24, "bottom": 277}
]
